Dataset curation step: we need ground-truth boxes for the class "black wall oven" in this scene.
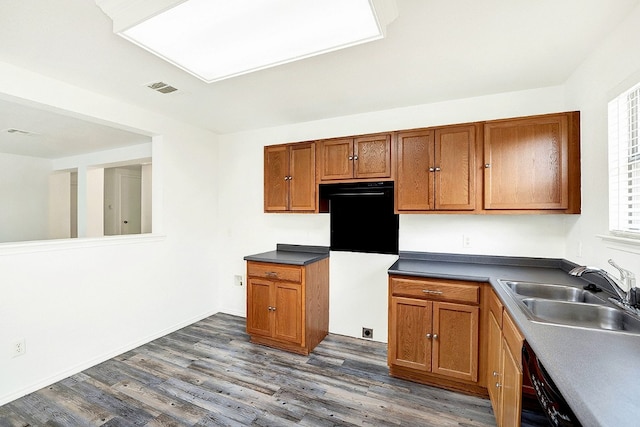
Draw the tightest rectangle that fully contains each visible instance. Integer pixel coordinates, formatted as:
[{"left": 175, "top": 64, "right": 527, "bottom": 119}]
[{"left": 319, "top": 181, "right": 398, "bottom": 255}]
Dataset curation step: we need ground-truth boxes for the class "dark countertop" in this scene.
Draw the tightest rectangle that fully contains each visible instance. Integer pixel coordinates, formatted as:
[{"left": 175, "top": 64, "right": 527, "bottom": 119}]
[
  {"left": 389, "top": 251, "right": 640, "bottom": 427},
  {"left": 244, "top": 244, "right": 329, "bottom": 266}
]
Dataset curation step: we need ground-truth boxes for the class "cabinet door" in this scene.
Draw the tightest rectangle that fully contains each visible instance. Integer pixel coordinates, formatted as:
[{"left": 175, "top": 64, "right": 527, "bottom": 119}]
[
  {"left": 389, "top": 297, "right": 432, "bottom": 371},
  {"left": 501, "top": 337, "right": 523, "bottom": 427},
  {"left": 396, "top": 130, "right": 435, "bottom": 211},
  {"left": 484, "top": 114, "right": 569, "bottom": 209},
  {"left": 273, "top": 281, "right": 303, "bottom": 345},
  {"left": 431, "top": 302, "right": 479, "bottom": 382},
  {"left": 289, "top": 143, "right": 316, "bottom": 211},
  {"left": 434, "top": 125, "right": 476, "bottom": 210},
  {"left": 319, "top": 138, "right": 354, "bottom": 180},
  {"left": 354, "top": 134, "right": 391, "bottom": 179},
  {"left": 487, "top": 310, "right": 504, "bottom": 424},
  {"left": 264, "top": 145, "right": 289, "bottom": 212},
  {"left": 246, "top": 278, "right": 273, "bottom": 338}
]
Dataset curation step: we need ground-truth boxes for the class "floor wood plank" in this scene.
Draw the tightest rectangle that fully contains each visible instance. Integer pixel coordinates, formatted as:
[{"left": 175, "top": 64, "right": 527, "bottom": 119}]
[{"left": 0, "top": 313, "right": 549, "bottom": 426}]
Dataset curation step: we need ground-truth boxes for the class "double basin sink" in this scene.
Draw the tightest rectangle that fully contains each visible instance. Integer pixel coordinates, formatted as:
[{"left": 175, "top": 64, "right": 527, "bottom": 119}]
[{"left": 499, "top": 280, "right": 640, "bottom": 334}]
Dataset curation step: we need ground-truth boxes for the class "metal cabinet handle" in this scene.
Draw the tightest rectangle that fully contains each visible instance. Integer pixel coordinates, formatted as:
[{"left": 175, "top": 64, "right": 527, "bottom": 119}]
[
  {"left": 434, "top": 167, "right": 441, "bottom": 172},
  {"left": 496, "top": 382, "right": 501, "bottom": 388},
  {"left": 433, "top": 334, "right": 438, "bottom": 340},
  {"left": 348, "top": 156, "right": 354, "bottom": 160},
  {"left": 422, "top": 289, "right": 443, "bottom": 295},
  {"left": 426, "top": 333, "right": 432, "bottom": 339},
  {"left": 267, "top": 306, "right": 277, "bottom": 311},
  {"left": 492, "top": 371, "right": 499, "bottom": 377},
  {"left": 485, "top": 163, "right": 491, "bottom": 168},
  {"left": 284, "top": 176, "right": 289, "bottom": 181},
  {"left": 266, "top": 272, "right": 278, "bottom": 278},
  {"left": 428, "top": 167, "right": 435, "bottom": 172},
  {"left": 353, "top": 155, "right": 358, "bottom": 160}
]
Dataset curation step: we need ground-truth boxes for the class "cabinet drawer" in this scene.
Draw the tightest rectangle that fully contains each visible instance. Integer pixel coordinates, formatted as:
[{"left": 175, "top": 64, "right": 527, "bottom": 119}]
[
  {"left": 247, "top": 262, "right": 302, "bottom": 283},
  {"left": 503, "top": 311, "right": 524, "bottom": 368},
  {"left": 488, "top": 289, "right": 504, "bottom": 328},
  {"left": 390, "top": 277, "right": 480, "bottom": 304}
]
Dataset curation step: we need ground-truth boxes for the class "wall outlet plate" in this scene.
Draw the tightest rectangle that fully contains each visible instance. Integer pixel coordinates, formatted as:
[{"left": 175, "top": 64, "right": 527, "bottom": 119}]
[
  {"left": 12, "top": 339, "right": 26, "bottom": 358},
  {"left": 362, "top": 328, "right": 373, "bottom": 339},
  {"left": 234, "top": 275, "right": 243, "bottom": 287}
]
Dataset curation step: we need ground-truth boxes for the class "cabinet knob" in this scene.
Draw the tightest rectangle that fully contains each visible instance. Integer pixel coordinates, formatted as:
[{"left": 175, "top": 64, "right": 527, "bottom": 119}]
[
  {"left": 426, "top": 333, "right": 432, "bottom": 339},
  {"left": 428, "top": 167, "right": 435, "bottom": 172},
  {"left": 492, "top": 371, "right": 499, "bottom": 377},
  {"left": 267, "top": 306, "right": 277, "bottom": 311},
  {"left": 485, "top": 163, "right": 491, "bottom": 168},
  {"left": 353, "top": 155, "right": 358, "bottom": 160},
  {"left": 348, "top": 156, "right": 354, "bottom": 160},
  {"left": 434, "top": 167, "right": 441, "bottom": 172},
  {"left": 496, "top": 382, "right": 501, "bottom": 388},
  {"left": 284, "top": 176, "right": 289, "bottom": 181},
  {"left": 433, "top": 334, "right": 438, "bottom": 340}
]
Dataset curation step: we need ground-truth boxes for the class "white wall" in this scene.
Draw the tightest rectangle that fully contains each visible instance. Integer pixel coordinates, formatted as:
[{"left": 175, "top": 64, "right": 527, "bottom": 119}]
[
  {"left": 0, "top": 152, "right": 51, "bottom": 242},
  {"left": 216, "top": 85, "right": 572, "bottom": 342},
  {"left": 0, "top": 61, "right": 220, "bottom": 405},
  {"left": 563, "top": 2, "right": 640, "bottom": 283}
]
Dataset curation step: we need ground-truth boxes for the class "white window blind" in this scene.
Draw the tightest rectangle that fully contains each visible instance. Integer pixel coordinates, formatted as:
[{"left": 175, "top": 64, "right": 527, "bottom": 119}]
[{"left": 609, "top": 82, "right": 640, "bottom": 237}]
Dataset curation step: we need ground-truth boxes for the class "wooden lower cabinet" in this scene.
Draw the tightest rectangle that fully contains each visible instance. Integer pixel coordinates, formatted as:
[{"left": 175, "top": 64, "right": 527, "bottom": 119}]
[
  {"left": 487, "top": 289, "right": 524, "bottom": 427},
  {"left": 388, "top": 276, "right": 482, "bottom": 394},
  {"left": 246, "top": 258, "right": 329, "bottom": 355}
]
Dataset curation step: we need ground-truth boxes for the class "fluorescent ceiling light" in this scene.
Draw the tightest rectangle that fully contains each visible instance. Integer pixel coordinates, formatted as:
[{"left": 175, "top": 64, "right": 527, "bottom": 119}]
[{"left": 101, "top": 0, "right": 395, "bottom": 83}]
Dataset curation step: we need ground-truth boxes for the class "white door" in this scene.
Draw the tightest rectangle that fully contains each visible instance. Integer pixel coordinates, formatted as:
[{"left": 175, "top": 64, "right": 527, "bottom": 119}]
[{"left": 119, "top": 173, "right": 142, "bottom": 235}]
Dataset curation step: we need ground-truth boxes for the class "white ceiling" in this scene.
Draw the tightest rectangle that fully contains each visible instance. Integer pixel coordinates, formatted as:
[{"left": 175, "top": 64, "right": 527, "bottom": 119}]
[
  {"left": 0, "top": 0, "right": 638, "bottom": 152},
  {"left": 0, "top": 98, "right": 150, "bottom": 159}
]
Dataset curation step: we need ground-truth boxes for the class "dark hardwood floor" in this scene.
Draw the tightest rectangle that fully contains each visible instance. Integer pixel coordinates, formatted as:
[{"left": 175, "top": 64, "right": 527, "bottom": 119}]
[{"left": 0, "top": 313, "right": 548, "bottom": 426}]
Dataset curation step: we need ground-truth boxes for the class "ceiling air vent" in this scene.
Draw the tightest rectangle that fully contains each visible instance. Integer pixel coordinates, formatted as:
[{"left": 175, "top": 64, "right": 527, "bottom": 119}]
[
  {"left": 146, "top": 81, "right": 178, "bottom": 94},
  {"left": 3, "top": 128, "right": 37, "bottom": 136}
]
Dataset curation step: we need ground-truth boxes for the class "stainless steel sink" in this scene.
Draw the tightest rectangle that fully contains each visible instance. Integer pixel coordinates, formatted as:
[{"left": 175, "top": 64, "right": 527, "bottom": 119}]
[
  {"left": 498, "top": 279, "right": 640, "bottom": 334},
  {"left": 521, "top": 299, "right": 640, "bottom": 333},
  {"left": 503, "top": 281, "right": 605, "bottom": 304}
]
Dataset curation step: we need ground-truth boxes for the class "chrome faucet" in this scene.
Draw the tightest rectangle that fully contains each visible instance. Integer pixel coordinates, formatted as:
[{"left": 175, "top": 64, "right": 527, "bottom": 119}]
[{"left": 569, "top": 259, "right": 636, "bottom": 305}]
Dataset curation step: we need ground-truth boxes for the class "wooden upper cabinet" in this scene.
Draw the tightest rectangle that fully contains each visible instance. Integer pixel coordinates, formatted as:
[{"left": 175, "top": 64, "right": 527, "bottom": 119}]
[
  {"left": 264, "top": 142, "right": 316, "bottom": 212},
  {"left": 264, "top": 145, "right": 289, "bottom": 212},
  {"left": 396, "top": 130, "right": 435, "bottom": 210},
  {"left": 289, "top": 144, "right": 316, "bottom": 211},
  {"left": 484, "top": 111, "right": 580, "bottom": 212},
  {"left": 396, "top": 124, "right": 477, "bottom": 212},
  {"left": 318, "top": 138, "right": 354, "bottom": 181},
  {"left": 354, "top": 134, "right": 392, "bottom": 178},
  {"left": 318, "top": 134, "right": 391, "bottom": 181}
]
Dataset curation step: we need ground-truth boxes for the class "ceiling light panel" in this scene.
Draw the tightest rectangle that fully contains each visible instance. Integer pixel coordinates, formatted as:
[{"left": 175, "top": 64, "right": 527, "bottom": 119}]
[{"left": 119, "top": 0, "right": 384, "bottom": 83}]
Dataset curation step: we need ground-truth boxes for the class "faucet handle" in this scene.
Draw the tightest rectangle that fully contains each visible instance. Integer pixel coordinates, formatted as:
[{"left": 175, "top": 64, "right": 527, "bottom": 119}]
[{"left": 608, "top": 259, "right": 636, "bottom": 287}]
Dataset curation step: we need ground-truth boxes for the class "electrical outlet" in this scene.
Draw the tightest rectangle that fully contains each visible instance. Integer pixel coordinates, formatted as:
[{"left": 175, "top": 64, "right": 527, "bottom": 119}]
[
  {"left": 362, "top": 328, "right": 373, "bottom": 339},
  {"left": 234, "top": 275, "right": 244, "bottom": 287},
  {"left": 12, "top": 339, "right": 26, "bottom": 358},
  {"left": 463, "top": 234, "right": 472, "bottom": 248}
]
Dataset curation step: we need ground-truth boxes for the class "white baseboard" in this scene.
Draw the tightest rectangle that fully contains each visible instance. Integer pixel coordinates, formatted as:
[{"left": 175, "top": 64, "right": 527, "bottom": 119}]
[{"left": 0, "top": 308, "right": 220, "bottom": 407}]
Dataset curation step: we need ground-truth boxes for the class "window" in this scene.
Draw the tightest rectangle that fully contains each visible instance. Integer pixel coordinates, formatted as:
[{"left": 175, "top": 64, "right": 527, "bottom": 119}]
[{"left": 609, "top": 82, "right": 640, "bottom": 237}]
